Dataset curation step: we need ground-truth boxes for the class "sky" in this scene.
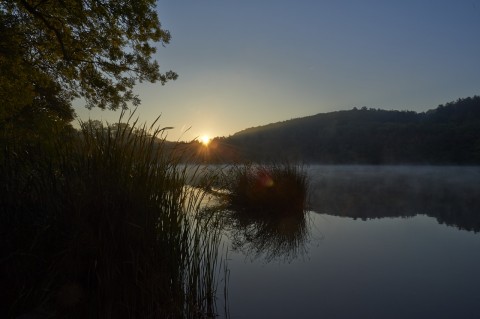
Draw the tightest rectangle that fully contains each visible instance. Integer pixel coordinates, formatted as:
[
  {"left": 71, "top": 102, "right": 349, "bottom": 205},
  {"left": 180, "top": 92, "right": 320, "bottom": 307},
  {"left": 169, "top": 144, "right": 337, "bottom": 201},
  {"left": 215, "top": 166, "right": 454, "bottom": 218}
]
[{"left": 74, "top": 0, "right": 480, "bottom": 141}]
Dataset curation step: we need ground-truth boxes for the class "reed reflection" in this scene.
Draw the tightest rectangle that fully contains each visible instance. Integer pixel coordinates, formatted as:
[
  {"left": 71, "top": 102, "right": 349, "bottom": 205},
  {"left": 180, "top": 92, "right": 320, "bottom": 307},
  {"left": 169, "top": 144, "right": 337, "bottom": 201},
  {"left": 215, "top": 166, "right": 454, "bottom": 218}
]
[{"left": 218, "top": 207, "right": 309, "bottom": 262}]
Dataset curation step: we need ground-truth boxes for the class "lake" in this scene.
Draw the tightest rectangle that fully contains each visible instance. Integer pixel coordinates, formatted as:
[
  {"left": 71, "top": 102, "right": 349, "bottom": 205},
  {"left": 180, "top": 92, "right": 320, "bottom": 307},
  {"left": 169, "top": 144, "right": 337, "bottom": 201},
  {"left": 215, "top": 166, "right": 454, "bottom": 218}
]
[{"left": 216, "top": 165, "right": 480, "bottom": 319}]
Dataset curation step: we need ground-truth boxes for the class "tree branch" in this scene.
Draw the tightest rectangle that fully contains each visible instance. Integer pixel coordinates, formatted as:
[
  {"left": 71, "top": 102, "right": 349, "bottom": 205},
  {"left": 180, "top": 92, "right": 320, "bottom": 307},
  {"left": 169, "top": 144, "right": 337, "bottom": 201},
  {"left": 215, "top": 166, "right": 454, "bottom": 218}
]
[{"left": 19, "top": 0, "right": 69, "bottom": 60}]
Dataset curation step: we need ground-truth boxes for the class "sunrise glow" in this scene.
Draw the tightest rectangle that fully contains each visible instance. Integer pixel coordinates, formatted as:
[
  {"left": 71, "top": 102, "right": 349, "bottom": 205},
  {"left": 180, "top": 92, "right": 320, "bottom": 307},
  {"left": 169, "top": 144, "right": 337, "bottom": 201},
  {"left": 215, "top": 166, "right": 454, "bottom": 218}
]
[{"left": 200, "top": 135, "right": 211, "bottom": 146}]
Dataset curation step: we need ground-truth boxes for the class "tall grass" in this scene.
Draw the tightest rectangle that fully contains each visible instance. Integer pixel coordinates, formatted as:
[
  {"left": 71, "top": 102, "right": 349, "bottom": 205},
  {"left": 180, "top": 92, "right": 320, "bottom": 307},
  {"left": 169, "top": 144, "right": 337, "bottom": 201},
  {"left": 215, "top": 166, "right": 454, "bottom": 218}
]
[
  {"left": 224, "top": 162, "right": 309, "bottom": 215},
  {"left": 0, "top": 114, "right": 225, "bottom": 318}
]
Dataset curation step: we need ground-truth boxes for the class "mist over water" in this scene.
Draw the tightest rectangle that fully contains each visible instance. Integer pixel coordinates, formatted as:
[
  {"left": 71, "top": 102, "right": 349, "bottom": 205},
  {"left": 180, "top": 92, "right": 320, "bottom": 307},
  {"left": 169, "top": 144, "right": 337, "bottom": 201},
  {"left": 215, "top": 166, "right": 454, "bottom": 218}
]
[
  {"left": 309, "top": 165, "right": 480, "bottom": 231},
  {"left": 221, "top": 165, "right": 480, "bottom": 319}
]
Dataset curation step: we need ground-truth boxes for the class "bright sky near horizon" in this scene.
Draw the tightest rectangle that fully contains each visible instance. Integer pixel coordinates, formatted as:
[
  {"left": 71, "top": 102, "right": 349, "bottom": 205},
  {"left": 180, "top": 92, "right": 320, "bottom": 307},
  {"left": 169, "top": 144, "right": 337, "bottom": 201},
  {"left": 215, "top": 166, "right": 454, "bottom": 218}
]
[{"left": 74, "top": 0, "right": 480, "bottom": 141}]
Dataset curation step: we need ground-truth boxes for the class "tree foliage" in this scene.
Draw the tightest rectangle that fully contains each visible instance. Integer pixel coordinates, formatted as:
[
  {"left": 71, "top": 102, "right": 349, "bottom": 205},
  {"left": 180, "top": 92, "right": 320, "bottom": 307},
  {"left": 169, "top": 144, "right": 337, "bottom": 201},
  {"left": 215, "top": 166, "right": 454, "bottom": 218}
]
[{"left": 0, "top": 0, "right": 176, "bottom": 127}]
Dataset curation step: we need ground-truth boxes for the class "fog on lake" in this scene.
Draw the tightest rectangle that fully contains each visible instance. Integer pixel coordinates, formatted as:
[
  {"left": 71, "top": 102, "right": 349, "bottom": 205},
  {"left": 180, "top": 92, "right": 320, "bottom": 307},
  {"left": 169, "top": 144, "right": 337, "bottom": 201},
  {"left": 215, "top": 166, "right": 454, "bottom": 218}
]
[{"left": 216, "top": 165, "right": 480, "bottom": 319}]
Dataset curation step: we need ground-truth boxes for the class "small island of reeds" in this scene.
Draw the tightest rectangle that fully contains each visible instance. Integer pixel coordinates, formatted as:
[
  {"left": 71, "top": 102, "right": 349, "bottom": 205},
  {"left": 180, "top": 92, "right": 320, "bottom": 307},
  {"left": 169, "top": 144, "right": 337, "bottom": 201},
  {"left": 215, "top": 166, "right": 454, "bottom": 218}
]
[
  {"left": 200, "top": 162, "right": 310, "bottom": 261},
  {"left": 224, "top": 162, "right": 309, "bottom": 215}
]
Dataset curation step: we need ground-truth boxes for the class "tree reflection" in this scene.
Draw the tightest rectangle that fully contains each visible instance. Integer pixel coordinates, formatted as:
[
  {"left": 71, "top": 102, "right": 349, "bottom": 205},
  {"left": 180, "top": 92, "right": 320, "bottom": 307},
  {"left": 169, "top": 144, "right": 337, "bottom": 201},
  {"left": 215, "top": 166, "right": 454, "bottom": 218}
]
[{"left": 309, "top": 166, "right": 480, "bottom": 232}]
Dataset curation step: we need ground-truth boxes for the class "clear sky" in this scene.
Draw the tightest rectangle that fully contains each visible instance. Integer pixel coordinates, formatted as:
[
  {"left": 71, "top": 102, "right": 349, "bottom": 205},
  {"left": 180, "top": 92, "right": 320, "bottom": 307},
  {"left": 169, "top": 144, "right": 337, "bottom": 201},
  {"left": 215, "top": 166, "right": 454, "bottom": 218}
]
[{"left": 74, "top": 0, "right": 480, "bottom": 141}]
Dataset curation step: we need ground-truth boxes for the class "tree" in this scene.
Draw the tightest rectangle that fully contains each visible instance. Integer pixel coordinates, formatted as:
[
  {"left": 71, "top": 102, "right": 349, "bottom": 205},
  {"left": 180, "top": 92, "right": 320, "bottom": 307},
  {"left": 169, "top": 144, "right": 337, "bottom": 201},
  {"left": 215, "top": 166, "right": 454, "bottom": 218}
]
[{"left": 0, "top": 0, "right": 177, "bottom": 126}]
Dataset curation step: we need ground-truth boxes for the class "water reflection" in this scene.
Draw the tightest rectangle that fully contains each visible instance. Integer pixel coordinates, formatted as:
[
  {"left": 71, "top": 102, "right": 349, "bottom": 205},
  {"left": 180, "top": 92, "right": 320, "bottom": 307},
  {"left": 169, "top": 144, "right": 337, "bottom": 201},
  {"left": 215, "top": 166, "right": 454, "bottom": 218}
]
[
  {"left": 201, "top": 206, "right": 309, "bottom": 262},
  {"left": 200, "top": 165, "right": 480, "bottom": 261},
  {"left": 309, "top": 166, "right": 480, "bottom": 232},
  {"left": 212, "top": 166, "right": 480, "bottom": 318}
]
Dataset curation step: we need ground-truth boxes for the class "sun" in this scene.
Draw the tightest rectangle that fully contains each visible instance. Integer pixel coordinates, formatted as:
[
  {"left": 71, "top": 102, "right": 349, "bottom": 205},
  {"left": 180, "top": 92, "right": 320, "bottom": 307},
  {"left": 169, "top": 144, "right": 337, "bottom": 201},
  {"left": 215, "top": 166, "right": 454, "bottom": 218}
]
[{"left": 200, "top": 135, "right": 211, "bottom": 146}]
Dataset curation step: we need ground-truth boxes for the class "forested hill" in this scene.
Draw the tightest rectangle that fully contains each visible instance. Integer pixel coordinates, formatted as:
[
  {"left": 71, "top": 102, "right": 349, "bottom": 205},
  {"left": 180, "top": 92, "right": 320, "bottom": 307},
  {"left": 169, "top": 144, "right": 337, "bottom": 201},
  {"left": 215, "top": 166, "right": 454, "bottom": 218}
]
[{"left": 208, "top": 96, "right": 480, "bottom": 164}]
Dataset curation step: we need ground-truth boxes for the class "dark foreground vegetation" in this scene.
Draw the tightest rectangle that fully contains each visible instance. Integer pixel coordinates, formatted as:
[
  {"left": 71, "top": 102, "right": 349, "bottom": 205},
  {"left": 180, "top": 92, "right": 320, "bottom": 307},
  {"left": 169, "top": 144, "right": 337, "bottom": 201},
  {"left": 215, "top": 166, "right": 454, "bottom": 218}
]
[
  {"left": 197, "top": 96, "right": 480, "bottom": 164},
  {"left": 0, "top": 2, "right": 231, "bottom": 316},
  {"left": 0, "top": 117, "right": 224, "bottom": 318}
]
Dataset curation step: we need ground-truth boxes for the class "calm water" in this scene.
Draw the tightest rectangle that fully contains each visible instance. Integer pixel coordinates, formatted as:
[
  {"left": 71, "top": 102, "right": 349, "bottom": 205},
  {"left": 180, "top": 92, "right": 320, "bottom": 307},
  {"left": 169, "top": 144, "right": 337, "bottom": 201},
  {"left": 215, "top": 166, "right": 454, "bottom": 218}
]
[{"left": 218, "top": 166, "right": 480, "bottom": 319}]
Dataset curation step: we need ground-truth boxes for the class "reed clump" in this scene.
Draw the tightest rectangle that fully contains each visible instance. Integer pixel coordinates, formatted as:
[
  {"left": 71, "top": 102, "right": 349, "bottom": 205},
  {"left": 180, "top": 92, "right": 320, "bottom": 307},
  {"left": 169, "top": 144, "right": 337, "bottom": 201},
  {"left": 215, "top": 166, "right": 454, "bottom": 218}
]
[
  {"left": 224, "top": 162, "right": 309, "bottom": 215},
  {"left": 197, "top": 162, "right": 310, "bottom": 261},
  {"left": 0, "top": 114, "right": 223, "bottom": 318}
]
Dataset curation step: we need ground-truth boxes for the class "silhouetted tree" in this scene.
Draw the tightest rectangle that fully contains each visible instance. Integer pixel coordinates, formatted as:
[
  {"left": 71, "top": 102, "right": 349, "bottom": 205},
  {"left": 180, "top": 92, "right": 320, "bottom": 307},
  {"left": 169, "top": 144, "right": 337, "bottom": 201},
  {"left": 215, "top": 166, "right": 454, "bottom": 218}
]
[{"left": 0, "top": 0, "right": 176, "bottom": 130}]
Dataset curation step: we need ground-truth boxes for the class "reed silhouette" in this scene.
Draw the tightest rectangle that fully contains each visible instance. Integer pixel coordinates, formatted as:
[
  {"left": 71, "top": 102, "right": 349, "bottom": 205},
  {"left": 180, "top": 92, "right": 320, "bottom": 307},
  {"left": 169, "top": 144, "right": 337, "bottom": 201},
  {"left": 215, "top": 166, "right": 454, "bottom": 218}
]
[{"left": 0, "top": 113, "right": 225, "bottom": 318}]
